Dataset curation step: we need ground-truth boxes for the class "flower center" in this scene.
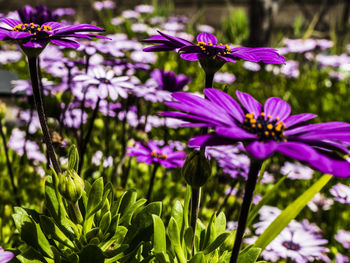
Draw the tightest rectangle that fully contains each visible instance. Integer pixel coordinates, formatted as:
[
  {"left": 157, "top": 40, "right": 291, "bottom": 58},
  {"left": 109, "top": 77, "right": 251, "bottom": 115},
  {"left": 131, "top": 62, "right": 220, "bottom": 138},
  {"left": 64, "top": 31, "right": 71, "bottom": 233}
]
[
  {"left": 151, "top": 151, "right": 167, "bottom": 160},
  {"left": 242, "top": 112, "right": 287, "bottom": 142},
  {"left": 99, "top": 78, "right": 111, "bottom": 84},
  {"left": 11, "top": 23, "right": 52, "bottom": 36},
  {"left": 282, "top": 241, "right": 301, "bottom": 251},
  {"left": 196, "top": 41, "right": 231, "bottom": 56}
]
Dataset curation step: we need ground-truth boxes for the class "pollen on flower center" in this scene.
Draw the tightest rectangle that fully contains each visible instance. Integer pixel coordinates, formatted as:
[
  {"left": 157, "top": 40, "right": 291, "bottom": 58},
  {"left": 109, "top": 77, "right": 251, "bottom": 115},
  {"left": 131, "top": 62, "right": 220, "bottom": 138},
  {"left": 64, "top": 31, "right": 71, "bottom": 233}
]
[
  {"left": 282, "top": 241, "right": 301, "bottom": 251},
  {"left": 11, "top": 23, "right": 52, "bottom": 35},
  {"left": 99, "top": 78, "right": 111, "bottom": 84},
  {"left": 242, "top": 112, "right": 287, "bottom": 142},
  {"left": 151, "top": 151, "right": 167, "bottom": 160}
]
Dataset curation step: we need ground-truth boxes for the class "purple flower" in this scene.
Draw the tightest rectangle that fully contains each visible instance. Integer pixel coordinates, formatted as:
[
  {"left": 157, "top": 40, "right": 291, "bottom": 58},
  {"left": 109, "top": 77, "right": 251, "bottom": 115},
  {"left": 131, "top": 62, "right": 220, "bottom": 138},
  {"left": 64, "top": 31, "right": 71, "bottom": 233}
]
[
  {"left": 150, "top": 69, "right": 191, "bottom": 92},
  {"left": 213, "top": 72, "right": 236, "bottom": 84},
  {"left": 17, "top": 5, "right": 58, "bottom": 25},
  {"left": 329, "top": 183, "right": 350, "bottom": 204},
  {"left": 0, "top": 17, "right": 106, "bottom": 49},
  {"left": 73, "top": 66, "right": 133, "bottom": 101},
  {"left": 336, "top": 253, "right": 350, "bottom": 263},
  {"left": 281, "top": 161, "right": 314, "bottom": 180},
  {"left": 127, "top": 141, "right": 186, "bottom": 168},
  {"left": 307, "top": 193, "right": 333, "bottom": 212},
  {"left": 335, "top": 229, "right": 350, "bottom": 249},
  {"left": 143, "top": 31, "right": 285, "bottom": 64},
  {"left": 0, "top": 247, "right": 14, "bottom": 263},
  {"left": 162, "top": 88, "right": 350, "bottom": 177}
]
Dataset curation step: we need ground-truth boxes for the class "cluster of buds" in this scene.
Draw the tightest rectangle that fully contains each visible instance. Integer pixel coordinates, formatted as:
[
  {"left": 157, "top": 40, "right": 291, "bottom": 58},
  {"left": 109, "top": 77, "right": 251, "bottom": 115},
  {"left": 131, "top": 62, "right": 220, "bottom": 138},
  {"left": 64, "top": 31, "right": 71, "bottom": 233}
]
[{"left": 58, "top": 170, "right": 84, "bottom": 203}]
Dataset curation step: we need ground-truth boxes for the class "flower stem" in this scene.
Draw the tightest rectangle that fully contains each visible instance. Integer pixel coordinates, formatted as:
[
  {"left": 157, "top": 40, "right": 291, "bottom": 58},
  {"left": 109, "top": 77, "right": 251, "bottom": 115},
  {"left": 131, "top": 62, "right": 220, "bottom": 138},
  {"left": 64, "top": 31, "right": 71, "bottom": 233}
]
[
  {"left": 190, "top": 186, "right": 201, "bottom": 254},
  {"left": 146, "top": 164, "right": 159, "bottom": 203},
  {"left": 229, "top": 159, "right": 263, "bottom": 263},
  {"left": 28, "top": 57, "right": 61, "bottom": 174},
  {"left": 205, "top": 72, "right": 215, "bottom": 89},
  {"left": 78, "top": 97, "right": 101, "bottom": 174},
  {"left": 70, "top": 201, "right": 83, "bottom": 224},
  {"left": 0, "top": 120, "right": 19, "bottom": 205}
]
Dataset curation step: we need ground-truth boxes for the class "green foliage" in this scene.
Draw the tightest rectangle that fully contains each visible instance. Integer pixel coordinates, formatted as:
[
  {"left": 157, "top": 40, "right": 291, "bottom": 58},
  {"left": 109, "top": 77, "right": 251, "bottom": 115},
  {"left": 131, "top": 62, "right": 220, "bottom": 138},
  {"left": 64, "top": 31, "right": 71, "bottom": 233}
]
[
  {"left": 12, "top": 165, "right": 162, "bottom": 262},
  {"left": 221, "top": 8, "right": 249, "bottom": 44}
]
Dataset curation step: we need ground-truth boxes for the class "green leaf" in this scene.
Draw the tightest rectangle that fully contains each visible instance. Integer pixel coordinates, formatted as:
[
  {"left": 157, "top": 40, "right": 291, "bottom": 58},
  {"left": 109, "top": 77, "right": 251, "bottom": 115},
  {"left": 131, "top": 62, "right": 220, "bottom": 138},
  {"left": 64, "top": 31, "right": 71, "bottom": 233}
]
[
  {"left": 203, "top": 232, "right": 230, "bottom": 255},
  {"left": 100, "top": 211, "right": 112, "bottom": 234},
  {"left": 152, "top": 215, "right": 167, "bottom": 254},
  {"left": 39, "top": 215, "right": 75, "bottom": 249},
  {"left": 86, "top": 177, "right": 104, "bottom": 219},
  {"left": 255, "top": 174, "right": 332, "bottom": 249},
  {"left": 68, "top": 145, "right": 79, "bottom": 172},
  {"left": 168, "top": 218, "right": 186, "bottom": 263},
  {"left": 13, "top": 213, "right": 54, "bottom": 258},
  {"left": 119, "top": 199, "right": 147, "bottom": 226},
  {"left": 247, "top": 174, "right": 287, "bottom": 227},
  {"left": 17, "top": 247, "right": 48, "bottom": 263},
  {"left": 189, "top": 252, "right": 205, "bottom": 263},
  {"left": 215, "top": 212, "right": 226, "bottom": 236},
  {"left": 171, "top": 200, "right": 184, "bottom": 237},
  {"left": 237, "top": 246, "right": 261, "bottom": 263},
  {"left": 78, "top": 245, "right": 105, "bottom": 263}
]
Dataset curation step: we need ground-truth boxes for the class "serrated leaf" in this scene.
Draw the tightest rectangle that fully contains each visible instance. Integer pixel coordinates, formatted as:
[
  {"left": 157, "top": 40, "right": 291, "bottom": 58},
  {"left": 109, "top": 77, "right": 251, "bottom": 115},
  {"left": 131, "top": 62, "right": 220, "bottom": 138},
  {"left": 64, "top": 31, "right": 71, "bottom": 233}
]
[
  {"left": 152, "top": 215, "right": 167, "bottom": 254},
  {"left": 255, "top": 174, "right": 332, "bottom": 250}
]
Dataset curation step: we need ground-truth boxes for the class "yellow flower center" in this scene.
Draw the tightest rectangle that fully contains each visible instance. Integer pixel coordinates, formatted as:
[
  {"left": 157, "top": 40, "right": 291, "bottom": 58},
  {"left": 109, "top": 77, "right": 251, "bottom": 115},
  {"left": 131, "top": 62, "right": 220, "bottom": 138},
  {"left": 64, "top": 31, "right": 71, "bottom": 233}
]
[{"left": 11, "top": 23, "right": 52, "bottom": 36}]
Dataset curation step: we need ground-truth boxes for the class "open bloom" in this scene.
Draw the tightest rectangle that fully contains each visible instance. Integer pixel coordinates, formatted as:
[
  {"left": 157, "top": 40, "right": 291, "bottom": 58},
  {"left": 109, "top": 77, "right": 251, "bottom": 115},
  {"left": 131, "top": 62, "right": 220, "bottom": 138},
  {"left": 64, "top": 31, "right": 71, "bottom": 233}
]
[
  {"left": 18, "top": 5, "right": 58, "bottom": 25},
  {"left": 127, "top": 141, "right": 186, "bottom": 168},
  {"left": 143, "top": 31, "right": 285, "bottom": 64},
  {"left": 73, "top": 66, "right": 133, "bottom": 101},
  {"left": 162, "top": 88, "right": 350, "bottom": 177},
  {"left": 0, "top": 17, "right": 106, "bottom": 49}
]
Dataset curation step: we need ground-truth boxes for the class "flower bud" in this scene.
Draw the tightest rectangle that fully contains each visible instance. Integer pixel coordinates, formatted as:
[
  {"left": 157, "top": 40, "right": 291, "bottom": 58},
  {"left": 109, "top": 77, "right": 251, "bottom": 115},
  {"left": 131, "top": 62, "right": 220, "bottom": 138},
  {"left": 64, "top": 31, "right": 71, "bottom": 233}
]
[
  {"left": 0, "top": 100, "right": 6, "bottom": 119},
  {"left": 58, "top": 170, "right": 84, "bottom": 203},
  {"left": 182, "top": 150, "right": 211, "bottom": 188}
]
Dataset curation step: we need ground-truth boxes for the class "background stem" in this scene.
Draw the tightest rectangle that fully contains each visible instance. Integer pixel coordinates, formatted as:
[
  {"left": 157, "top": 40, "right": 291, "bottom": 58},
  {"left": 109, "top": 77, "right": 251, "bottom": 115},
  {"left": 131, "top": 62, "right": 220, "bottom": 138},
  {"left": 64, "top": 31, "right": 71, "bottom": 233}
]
[
  {"left": 28, "top": 57, "right": 61, "bottom": 174},
  {"left": 190, "top": 186, "right": 201, "bottom": 254},
  {"left": 230, "top": 159, "right": 263, "bottom": 263},
  {"left": 146, "top": 164, "right": 159, "bottom": 203}
]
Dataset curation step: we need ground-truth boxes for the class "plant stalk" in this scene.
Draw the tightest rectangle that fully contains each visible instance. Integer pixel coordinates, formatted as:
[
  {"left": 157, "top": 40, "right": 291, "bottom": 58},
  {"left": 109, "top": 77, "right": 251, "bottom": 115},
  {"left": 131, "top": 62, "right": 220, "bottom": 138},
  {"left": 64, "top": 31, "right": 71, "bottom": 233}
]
[
  {"left": 190, "top": 186, "right": 201, "bottom": 254},
  {"left": 28, "top": 57, "right": 61, "bottom": 174},
  {"left": 230, "top": 159, "right": 263, "bottom": 263},
  {"left": 146, "top": 164, "right": 159, "bottom": 203}
]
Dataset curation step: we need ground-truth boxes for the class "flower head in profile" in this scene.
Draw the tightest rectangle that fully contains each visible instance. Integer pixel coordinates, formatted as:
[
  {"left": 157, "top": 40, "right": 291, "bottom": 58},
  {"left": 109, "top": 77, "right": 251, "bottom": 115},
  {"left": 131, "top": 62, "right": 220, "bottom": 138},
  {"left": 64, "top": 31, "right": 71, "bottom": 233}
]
[
  {"left": 143, "top": 31, "right": 285, "bottom": 64},
  {"left": 127, "top": 141, "right": 186, "bottom": 168},
  {"left": 150, "top": 69, "right": 191, "bottom": 92},
  {"left": 18, "top": 5, "right": 58, "bottom": 25},
  {"left": 162, "top": 88, "right": 350, "bottom": 177},
  {"left": 0, "top": 247, "right": 14, "bottom": 263},
  {"left": 0, "top": 17, "right": 107, "bottom": 52}
]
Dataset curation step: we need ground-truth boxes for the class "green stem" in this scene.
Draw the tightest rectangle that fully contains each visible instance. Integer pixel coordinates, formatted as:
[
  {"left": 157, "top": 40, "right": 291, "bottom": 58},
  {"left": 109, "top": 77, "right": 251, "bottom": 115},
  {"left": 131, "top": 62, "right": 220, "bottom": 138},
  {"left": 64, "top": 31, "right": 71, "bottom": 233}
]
[
  {"left": 146, "top": 164, "right": 159, "bottom": 203},
  {"left": 230, "top": 159, "right": 263, "bottom": 263},
  {"left": 28, "top": 56, "right": 61, "bottom": 174},
  {"left": 0, "top": 120, "right": 19, "bottom": 205},
  {"left": 190, "top": 186, "right": 201, "bottom": 254},
  {"left": 70, "top": 201, "right": 83, "bottom": 224}
]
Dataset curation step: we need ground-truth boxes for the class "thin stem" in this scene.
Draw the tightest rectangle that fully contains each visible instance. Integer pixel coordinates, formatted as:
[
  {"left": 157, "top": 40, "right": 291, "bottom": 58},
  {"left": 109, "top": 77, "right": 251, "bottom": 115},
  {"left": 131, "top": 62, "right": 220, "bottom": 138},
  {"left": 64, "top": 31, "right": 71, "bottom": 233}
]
[
  {"left": 146, "top": 164, "right": 159, "bottom": 203},
  {"left": 28, "top": 57, "right": 61, "bottom": 174},
  {"left": 190, "top": 187, "right": 201, "bottom": 254},
  {"left": 78, "top": 97, "right": 101, "bottom": 174},
  {"left": 205, "top": 72, "right": 215, "bottom": 89},
  {"left": 230, "top": 159, "right": 263, "bottom": 263},
  {"left": 70, "top": 201, "right": 83, "bottom": 224},
  {"left": 0, "top": 121, "right": 19, "bottom": 205}
]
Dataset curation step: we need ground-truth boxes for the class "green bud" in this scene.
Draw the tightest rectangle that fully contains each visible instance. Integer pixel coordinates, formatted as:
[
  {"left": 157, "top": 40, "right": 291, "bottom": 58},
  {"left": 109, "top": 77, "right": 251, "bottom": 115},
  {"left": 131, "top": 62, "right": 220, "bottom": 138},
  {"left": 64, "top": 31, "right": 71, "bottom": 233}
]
[
  {"left": 68, "top": 145, "right": 79, "bottom": 171},
  {"left": 0, "top": 100, "right": 6, "bottom": 119},
  {"left": 58, "top": 170, "right": 84, "bottom": 203},
  {"left": 182, "top": 151, "right": 211, "bottom": 188}
]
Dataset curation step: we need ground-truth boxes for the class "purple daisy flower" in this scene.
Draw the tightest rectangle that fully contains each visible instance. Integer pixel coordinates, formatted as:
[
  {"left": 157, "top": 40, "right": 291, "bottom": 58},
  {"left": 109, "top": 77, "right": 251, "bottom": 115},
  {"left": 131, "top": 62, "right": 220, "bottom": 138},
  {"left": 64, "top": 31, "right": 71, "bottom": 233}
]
[
  {"left": 0, "top": 247, "right": 14, "bottom": 263},
  {"left": 143, "top": 31, "right": 285, "bottom": 64},
  {"left": 18, "top": 5, "right": 58, "bottom": 25},
  {"left": 161, "top": 88, "right": 350, "bottom": 177},
  {"left": 335, "top": 229, "right": 350, "bottom": 249},
  {"left": 127, "top": 141, "right": 186, "bottom": 168},
  {"left": 0, "top": 17, "right": 106, "bottom": 49},
  {"left": 150, "top": 69, "right": 191, "bottom": 92}
]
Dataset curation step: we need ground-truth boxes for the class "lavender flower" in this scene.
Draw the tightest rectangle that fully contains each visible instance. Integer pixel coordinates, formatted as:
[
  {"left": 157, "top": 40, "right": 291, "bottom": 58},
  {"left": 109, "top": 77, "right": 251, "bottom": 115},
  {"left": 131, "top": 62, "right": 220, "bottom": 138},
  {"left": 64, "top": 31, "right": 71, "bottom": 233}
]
[
  {"left": 162, "top": 88, "right": 350, "bottom": 177},
  {"left": 336, "top": 253, "right": 350, "bottom": 263},
  {"left": 93, "top": 1, "right": 116, "bottom": 11},
  {"left": 330, "top": 183, "right": 350, "bottom": 204},
  {"left": 335, "top": 229, "right": 350, "bottom": 249},
  {"left": 73, "top": 66, "right": 133, "bottom": 101},
  {"left": 150, "top": 69, "right": 191, "bottom": 92},
  {"left": 127, "top": 141, "right": 186, "bottom": 168},
  {"left": 135, "top": 5, "right": 154, "bottom": 14},
  {"left": 0, "top": 247, "right": 14, "bottom": 263},
  {"left": 0, "top": 17, "right": 106, "bottom": 50},
  {"left": 281, "top": 161, "right": 314, "bottom": 180},
  {"left": 143, "top": 31, "right": 285, "bottom": 64},
  {"left": 307, "top": 193, "right": 333, "bottom": 212},
  {"left": 213, "top": 72, "right": 236, "bottom": 84}
]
